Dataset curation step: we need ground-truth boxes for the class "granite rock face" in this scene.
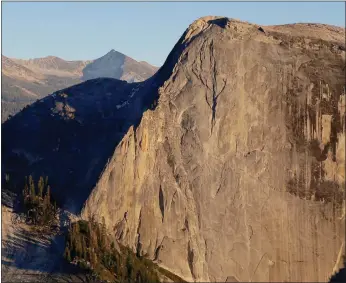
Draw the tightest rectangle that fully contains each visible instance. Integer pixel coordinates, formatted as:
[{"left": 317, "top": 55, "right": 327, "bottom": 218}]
[{"left": 82, "top": 17, "right": 346, "bottom": 282}]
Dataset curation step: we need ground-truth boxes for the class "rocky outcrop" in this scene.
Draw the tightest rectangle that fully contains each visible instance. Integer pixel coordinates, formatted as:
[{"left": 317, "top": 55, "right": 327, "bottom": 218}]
[
  {"left": 1, "top": 192, "right": 89, "bottom": 282},
  {"left": 82, "top": 17, "right": 345, "bottom": 282}
]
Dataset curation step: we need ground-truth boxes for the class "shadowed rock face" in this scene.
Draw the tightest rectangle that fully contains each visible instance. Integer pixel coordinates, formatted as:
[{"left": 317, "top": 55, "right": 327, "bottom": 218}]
[
  {"left": 1, "top": 77, "right": 160, "bottom": 213},
  {"left": 2, "top": 16, "right": 345, "bottom": 282}
]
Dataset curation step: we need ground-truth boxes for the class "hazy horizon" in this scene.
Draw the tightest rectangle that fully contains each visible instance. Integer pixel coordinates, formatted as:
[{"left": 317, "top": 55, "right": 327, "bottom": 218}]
[{"left": 3, "top": 2, "right": 345, "bottom": 66}]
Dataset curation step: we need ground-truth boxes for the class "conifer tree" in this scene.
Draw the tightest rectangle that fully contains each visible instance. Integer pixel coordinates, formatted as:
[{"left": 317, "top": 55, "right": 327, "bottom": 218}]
[
  {"left": 45, "top": 185, "right": 51, "bottom": 206},
  {"left": 42, "top": 185, "right": 51, "bottom": 222},
  {"left": 46, "top": 185, "right": 51, "bottom": 202},
  {"left": 96, "top": 221, "right": 101, "bottom": 249},
  {"left": 38, "top": 176, "right": 44, "bottom": 198},
  {"left": 126, "top": 253, "right": 133, "bottom": 280},
  {"left": 90, "top": 248, "right": 97, "bottom": 267},
  {"left": 101, "top": 216, "right": 107, "bottom": 250},
  {"left": 82, "top": 236, "right": 87, "bottom": 260},
  {"left": 90, "top": 224, "right": 97, "bottom": 251},
  {"left": 24, "top": 176, "right": 29, "bottom": 195},
  {"left": 23, "top": 176, "right": 29, "bottom": 206},
  {"left": 71, "top": 222, "right": 77, "bottom": 246},
  {"left": 45, "top": 176, "right": 49, "bottom": 188},
  {"left": 64, "top": 246, "right": 71, "bottom": 262},
  {"left": 77, "top": 239, "right": 83, "bottom": 258},
  {"left": 29, "top": 175, "right": 35, "bottom": 199}
]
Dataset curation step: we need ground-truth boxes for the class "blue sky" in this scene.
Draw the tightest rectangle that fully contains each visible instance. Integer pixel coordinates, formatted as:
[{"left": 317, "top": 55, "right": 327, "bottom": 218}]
[{"left": 2, "top": 2, "right": 345, "bottom": 66}]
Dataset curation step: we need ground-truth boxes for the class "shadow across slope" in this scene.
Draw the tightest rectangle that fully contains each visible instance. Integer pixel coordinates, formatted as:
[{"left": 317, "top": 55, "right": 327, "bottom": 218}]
[
  {"left": 2, "top": 77, "right": 156, "bottom": 213},
  {"left": 1, "top": 15, "right": 205, "bottom": 214}
]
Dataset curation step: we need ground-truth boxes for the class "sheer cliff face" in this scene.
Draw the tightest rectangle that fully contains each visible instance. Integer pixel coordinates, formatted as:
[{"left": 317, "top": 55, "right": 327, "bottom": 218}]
[{"left": 82, "top": 18, "right": 345, "bottom": 282}]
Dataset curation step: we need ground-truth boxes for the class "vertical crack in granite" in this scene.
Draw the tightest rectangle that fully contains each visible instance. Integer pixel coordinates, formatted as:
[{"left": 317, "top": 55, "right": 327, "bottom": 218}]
[{"left": 159, "top": 185, "right": 165, "bottom": 222}]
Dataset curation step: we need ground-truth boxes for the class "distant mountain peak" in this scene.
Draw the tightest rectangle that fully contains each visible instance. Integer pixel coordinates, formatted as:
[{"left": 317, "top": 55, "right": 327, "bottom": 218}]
[
  {"left": 44, "top": 55, "right": 59, "bottom": 59},
  {"left": 2, "top": 49, "right": 159, "bottom": 121},
  {"left": 82, "top": 50, "right": 158, "bottom": 82},
  {"left": 105, "top": 49, "right": 124, "bottom": 57}
]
